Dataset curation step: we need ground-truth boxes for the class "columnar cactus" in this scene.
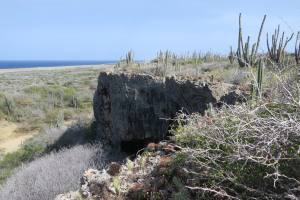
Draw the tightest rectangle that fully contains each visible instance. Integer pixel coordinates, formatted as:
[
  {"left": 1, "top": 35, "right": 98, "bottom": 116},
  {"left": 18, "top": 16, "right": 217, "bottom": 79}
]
[
  {"left": 228, "top": 46, "right": 235, "bottom": 64},
  {"left": 295, "top": 32, "right": 300, "bottom": 65},
  {"left": 236, "top": 13, "right": 266, "bottom": 67},
  {"left": 125, "top": 50, "right": 134, "bottom": 66},
  {"left": 257, "top": 59, "right": 264, "bottom": 95},
  {"left": 266, "top": 25, "right": 294, "bottom": 66},
  {"left": 251, "top": 59, "right": 264, "bottom": 101}
]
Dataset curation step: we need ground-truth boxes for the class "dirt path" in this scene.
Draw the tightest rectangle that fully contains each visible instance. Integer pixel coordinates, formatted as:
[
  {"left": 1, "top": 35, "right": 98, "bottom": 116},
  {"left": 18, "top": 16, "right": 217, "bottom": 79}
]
[{"left": 0, "top": 120, "right": 37, "bottom": 153}]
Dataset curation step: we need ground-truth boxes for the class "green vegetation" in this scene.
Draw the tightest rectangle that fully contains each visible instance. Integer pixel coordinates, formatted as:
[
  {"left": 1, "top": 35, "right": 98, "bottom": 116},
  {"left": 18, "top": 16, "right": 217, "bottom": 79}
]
[
  {"left": 0, "top": 67, "right": 104, "bottom": 185},
  {"left": 0, "top": 142, "right": 44, "bottom": 184},
  {"left": 0, "top": 119, "right": 98, "bottom": 184},
  {"left": 0, "top": 12, "right": 300, "bottom": 199},
  {"left": 0, "top": 67, "right": 102, "bottom": 129},
  {"left": 296, "top": 32, "right": 300, "bottom": 64}
]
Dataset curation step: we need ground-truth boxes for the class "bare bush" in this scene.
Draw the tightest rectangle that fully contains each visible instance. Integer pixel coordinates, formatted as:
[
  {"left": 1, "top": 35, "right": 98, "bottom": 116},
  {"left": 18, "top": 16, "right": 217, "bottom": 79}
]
[
  {"left": 41, "top": 126, "right": 67, "bottom": 146},
  {"left": 0, "top": 144, "right": 105, "bottom": 200},
  {"left": 172, "top": 103, "right": 300, "bottom": 199},
  {"left": 28, "top": 118, "right": 93, "bottom": 151},
  {"left": 263, "top": 65, "right": 300, "bottom": 105}
]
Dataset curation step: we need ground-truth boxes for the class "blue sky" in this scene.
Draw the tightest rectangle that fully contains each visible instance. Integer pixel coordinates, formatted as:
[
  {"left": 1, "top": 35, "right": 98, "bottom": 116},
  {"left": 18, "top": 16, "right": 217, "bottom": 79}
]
[{"left": 0, "top": 0, "right": 299, "bottom": 60}]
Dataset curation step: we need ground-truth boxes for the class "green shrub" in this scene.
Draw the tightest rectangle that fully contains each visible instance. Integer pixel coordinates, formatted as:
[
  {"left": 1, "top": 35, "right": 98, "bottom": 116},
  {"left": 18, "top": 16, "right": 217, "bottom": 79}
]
[
  {"left": 0, "top": 143, "right": 44, "bottom": 184},
  {"left": 44, "top": 109, "right": 64, "bottom": 126},
  {"left": 24, "top": 85, "right": 77, "bottom": 108}
]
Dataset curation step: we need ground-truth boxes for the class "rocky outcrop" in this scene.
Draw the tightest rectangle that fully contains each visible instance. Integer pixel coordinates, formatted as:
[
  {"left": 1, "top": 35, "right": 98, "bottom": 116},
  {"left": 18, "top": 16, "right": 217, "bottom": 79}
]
[
  {"left": 55, "top": 142, "right": 183, "bottom": 200},
  {"left": 56, "top": 72, "right": 248, "bottom": 200},
  {"left": 93, "top": 72, "right": 217, "bottom": 147}
]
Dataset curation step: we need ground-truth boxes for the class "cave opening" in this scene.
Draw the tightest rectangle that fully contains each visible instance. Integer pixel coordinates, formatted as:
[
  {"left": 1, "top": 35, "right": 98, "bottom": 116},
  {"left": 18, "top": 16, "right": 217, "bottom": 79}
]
[{"left": 120, "top": 138, "right": 159, "bottom": 155}]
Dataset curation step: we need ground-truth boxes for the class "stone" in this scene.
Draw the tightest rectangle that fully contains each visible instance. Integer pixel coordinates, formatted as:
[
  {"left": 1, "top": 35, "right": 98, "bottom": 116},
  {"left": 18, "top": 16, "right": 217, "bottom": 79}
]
[
  {"left": 79, "top": 169, "right": 111, "bottom": 198},
  {"left": 93, "top": 72, "right": 217, "bottom": 147},
  {"left": 147, "top": 143, "right": 161, "bottom": 151},
  {"left": 54, "top": 191, "right": 80, "bottom": 200},
  {"left": 159, "top": 156, "right": 172, "bottom": 167},
  {"left": 218, "top": 90, "right": 247, "bottom": 106},
  {"left": 107, "top": 162, "right": 121, "bottom": 176}
]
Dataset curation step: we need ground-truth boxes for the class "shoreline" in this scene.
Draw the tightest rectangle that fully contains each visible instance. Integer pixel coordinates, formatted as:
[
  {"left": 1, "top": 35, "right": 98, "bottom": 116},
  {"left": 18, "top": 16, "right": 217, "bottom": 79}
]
[{"left": 0, "top": 63, "right": 114, "bottom": 74}]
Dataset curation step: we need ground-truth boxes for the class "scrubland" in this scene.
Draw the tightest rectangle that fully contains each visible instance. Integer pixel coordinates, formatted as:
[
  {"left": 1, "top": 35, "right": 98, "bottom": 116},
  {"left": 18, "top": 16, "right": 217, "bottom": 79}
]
[
  {"left": 108, "top": 47, "right": 300, "bottom": 199},
  {"left": 1, "top": 14, "right": 300, "bottom": 199},
  {"left": 0, "top": 66, "right": 109, "bottom": 185},
  {"left": 1, "top": 52, "right": 300, "bottom": 199}
]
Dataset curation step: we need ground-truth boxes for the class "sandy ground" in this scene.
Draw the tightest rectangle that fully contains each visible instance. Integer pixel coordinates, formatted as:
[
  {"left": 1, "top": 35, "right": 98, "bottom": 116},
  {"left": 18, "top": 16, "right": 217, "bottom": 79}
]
[
  {"left": 0, "top": 64, "right": 113, "bottom": 74},
  {"left": 0, "top": 120, "right": 38, "bottom": 153}
]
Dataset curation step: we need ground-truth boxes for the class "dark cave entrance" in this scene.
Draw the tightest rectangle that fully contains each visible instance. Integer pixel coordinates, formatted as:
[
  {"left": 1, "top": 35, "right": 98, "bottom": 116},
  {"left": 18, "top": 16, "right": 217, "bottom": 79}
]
[{"left": 120, "top": 138, "right": 159, "bottom": 155}]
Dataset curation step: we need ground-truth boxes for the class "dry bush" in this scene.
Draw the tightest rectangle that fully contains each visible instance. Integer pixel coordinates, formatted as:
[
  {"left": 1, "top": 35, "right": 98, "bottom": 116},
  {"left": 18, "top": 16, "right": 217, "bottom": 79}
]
[
  {"left": 29, "top": 118, "right": 94, "bottom": 150},
  {"left": 0, "top": 144, "right": 105, "bottom": 200},
  {"left": 267, "top": 67, "right": 300, "bottom": 104},
  {"left": 39, "top": 126, "right": 68, "bottom": 147},
  {"left": 43, "top": 120, "right": 89, "bottom": 150},
  {"left": 172, "top": 103, "right": 300, "bottom": 199}
]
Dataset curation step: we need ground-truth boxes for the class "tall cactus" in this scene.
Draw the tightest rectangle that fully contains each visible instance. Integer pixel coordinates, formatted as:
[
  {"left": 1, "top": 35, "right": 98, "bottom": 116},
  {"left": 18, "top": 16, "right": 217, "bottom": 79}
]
[
  {"left": 251, "top": 59, "right": 264, "bottom": 101},
  {"left": 266, "top": 25, "right": 294, "bottom": 66},
  {"left": 163, "top": 50, "right": 170, "bottom": 76},
  {"left": 236, "top": 13, "right": 266, "bottom": 67},
  {"left": 228, "top": 46, "right": 235, "bottom": 64},
  {"left": 125, "top": 50, "right": 134, "bottom": 66},
  {"left": 295, "top": 32, "right": 300, "bottom": 65},
  {"left": 257, "top": 59, "right": 263, "bottom": 95}
]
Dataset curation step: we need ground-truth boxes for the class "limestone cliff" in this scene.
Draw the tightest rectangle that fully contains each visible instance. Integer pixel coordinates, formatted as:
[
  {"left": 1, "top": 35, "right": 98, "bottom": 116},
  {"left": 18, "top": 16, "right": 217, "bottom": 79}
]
[{"left": 93, "top": 72, "right": 226, "bottom": 147}]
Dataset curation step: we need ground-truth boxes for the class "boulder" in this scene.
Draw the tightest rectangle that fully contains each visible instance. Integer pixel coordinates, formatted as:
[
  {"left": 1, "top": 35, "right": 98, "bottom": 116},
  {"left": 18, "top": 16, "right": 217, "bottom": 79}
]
[{"left": 93, "top": 72, "right": 217, "bottom": 147}]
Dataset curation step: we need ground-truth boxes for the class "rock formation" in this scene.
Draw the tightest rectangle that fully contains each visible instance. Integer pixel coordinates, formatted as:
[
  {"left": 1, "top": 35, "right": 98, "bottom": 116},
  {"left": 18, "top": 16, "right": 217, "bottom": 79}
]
[
  {"left": 56, "top": 72, "right": 247, "bottom": 200},
  {"left": 55, "top": 142, "right": 184, "bottom": 200},
  {"left": 93, "top": 72, "right": 217, "bottom": 147}
]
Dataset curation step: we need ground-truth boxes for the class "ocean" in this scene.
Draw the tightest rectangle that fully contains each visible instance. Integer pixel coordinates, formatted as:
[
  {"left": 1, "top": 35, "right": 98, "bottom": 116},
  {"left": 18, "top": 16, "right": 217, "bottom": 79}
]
[{"left": 0, "top": 60, "right": 117, "bottom": 69}]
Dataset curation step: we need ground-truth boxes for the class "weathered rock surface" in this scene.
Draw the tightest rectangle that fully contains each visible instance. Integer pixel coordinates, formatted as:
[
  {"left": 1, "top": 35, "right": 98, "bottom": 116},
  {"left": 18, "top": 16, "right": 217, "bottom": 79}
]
[
  {"left": 93, "top": 72, "right": 218, "bottom": 147},
  {"left": 55, "top": 142, "right": 182, "bottom": 200}
]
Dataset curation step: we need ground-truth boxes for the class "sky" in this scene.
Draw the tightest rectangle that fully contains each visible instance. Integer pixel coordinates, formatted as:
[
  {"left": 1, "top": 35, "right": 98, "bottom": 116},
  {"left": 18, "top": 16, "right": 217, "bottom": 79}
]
[{"left": 0, "top": 0, "right": 299, "bottom": 60}]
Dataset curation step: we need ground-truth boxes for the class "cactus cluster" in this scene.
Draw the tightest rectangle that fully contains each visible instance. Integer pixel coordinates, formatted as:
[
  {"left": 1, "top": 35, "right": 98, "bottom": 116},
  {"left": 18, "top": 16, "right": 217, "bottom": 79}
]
[
  {"left": 295, "top": 32, "right": 300, "bottom": 65},
  {"left": 266, "top": 25, "right": 294, "bottom": 66},
  {"left": 236, "top": 13, "right": 266, "bottom": 67}
]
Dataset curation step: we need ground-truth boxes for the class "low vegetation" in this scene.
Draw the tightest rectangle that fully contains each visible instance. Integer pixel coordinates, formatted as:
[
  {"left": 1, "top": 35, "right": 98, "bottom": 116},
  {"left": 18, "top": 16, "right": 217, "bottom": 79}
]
[
  {"left": 0, "top": 118, "right": 98, "bottom": 184},
  {"left": 0, "top": 67, "right": 102, "bottom": 130},
  {"left": 0, "top": 67, "right": 104, "bottom": 185},
  {"left": 1, "top": 12, "right": 300, "bottom": 200},
  {"left": 0, "top": 144, "right": 105, "bottom": 200},
  {"left": 171, "top": 101, "right": 300, "bottom": 199}
]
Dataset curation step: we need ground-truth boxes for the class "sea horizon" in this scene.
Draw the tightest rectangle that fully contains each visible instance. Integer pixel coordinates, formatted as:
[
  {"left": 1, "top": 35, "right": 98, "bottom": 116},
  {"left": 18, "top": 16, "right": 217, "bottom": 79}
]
[{"left": 0, "top": 60, "right": 117, "bottom": 69}]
